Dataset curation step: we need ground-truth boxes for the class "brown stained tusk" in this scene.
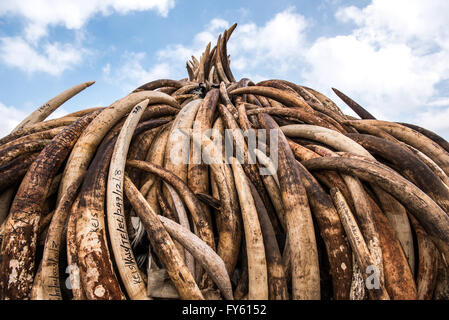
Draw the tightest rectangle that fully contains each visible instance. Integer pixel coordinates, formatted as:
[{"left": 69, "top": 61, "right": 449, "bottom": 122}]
[
  {"left": 66, "top": 196, "right": 87, "bottom": 300},
  {"left": 248, "top": 182, "right": 289, "bottom": 300},
  {"left": 188, "top": 91, "right": 219, "bottom": 242},
  {"left": 300, "top": 86, "right": 346, "bottom": 117},
  {"left": 172, "top": 84, "right": 201, "bottom": 96},
  {"left": 367, "top": 196, "right": 417, "bottom": 299},
  {"left": 230, "top": 157, "right": 268, "bottom": 300},
  {"left": 356, "top": 120, "right": 449, "bottom": 176},
  {"left": 281, "top": 124, "right": 372, "bottom": 158},
  {"left": 64, "top": 107, "right": 105, "bottom": 118},
  {"left": 433, "top": 249, "right": 449, "bottom": 300},
  {"left": 302, "top": 157, "right": 449, "bottom": 243},
  {"left": 342, "top": 120, "right": 401, "bottom": 144},
  {"left": 0, "top": 189, "right": 14, "bottom": 227},
  {"left": 38, "top": 174, "right": 86, "bottom": 300},
  {"left": 58, "top": 91, "right": 179, "bottom": 212},
  {"left": 0, "top": 117, "right": 78, "bottom": 146},
  {"left": 259, "top": 114, "right": 320, "bottom": 300},
  {"left": 332, "top": 88, "right": 376, "bottom": 120},
  {"left": 133, "top": 79, "right": 185, "bottom": 93},
  {"left": 398, "top": 122, "right": 449, "bottom": 154},
  {"left": 75, "top": 138, "right": 126, "bottom": 300},
  {"left": 247, "top": 108, "right": 339, "bottom": 131},
  {"left": 215, "top": 35, "right": 230, "bottom": 85},
  {"left": 406, "top": 144, "right": 449, "bottom": 190},
  {"left": 0, "top": 152, "right": 39, "bottom": 193},
  {"left": 195, "top": 193, "right": 221, "bottom": 210},
  {"left": 123, "top": 176, "right": 204, "bottom": 300},
  {"left": 0, "top": 127, "right": 64, "bottom": 153},
  {"left": 12, "top": 81, "right": 95, "bottom": 132},
  {"left": 195, "top": 133, "right": 242, "bottom": 278},
  {"left": 347, "top": 133, "right": 449, "bottom": 215},
  {"left": 127, "top": 160, "right": 216, "bottom": 252},
  {"left": 0, "top": 111, "right": 100, "bottom": 300},
  {"left": 282, "top": 124, "right": 413, "bottom": 273},
  {"left": 295, "top": 163, "right": 353, "bottom": 300},
  {"left": 158, "top": 215, "right": 233, "bottom": 300},
  {"left": 165, "top": 183, "right": 196, "bottom": 277},
  {"left": 230, "top": 86, "right": 314, "bottom": 113},
  {"left": 408, "top": 214, "right": 440, "bottom": 300},
  {"left": 197, "top": 42, "right": 211, "bottom": 83},
  {"left": 0, "top": 139, "right": 50, "bottom": 167},
  {"left": 106, "top": 99, "right": 150, "bottom": 300},
  {"left": 219, "top": 82, "right": 238, "bottom": 118},
  {"left": 218, "top": 103, "right": 282, "bottom": 236},
  {"left": 330, "top": 188, "right": 390, "bottom": 300}
]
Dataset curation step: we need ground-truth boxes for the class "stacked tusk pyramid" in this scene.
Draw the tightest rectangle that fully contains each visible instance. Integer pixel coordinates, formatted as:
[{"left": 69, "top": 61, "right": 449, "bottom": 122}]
[{"left": 0, "top": 23, "right": 448, "bottom": 300}]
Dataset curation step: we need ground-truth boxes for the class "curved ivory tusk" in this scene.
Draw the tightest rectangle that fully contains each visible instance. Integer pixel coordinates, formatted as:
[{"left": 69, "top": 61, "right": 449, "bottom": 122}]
[
  {"left": 58, "top": 90, "right": 179, "bottom": 208},
  {"left": 282, "top": 124, "right": 414, "bottom": 274},
  {"left": 0, "top": 139, "right": 50, "bottom": 167},
  {"left": 281, "top": 124, "right": 372, "bottom": 158},
  {"left": 0, "top": 117, "right": 78, "bottom": 146},
  {"left": 124, "top": 176, "right": 203, "bottom": 300},
  {"left": 0, "top": 111, "right": 99, "bottom": 300},
  {"left": 127, "top": 160, "right": 216, "bottom": 251},
  {"left": 158, "top": 215, "right": 233, "bottom": 300},
  {"left": 254, "top": 149, "right": 279, "bottom": 185},
  {"left": 332, "top": 88, "right": 376, "bottom": 120},
  {"left": 13, "top": 81, "right": 95, "bottom": 132},
  {"left": 409, "top": 214, "right": 440, "bottom": 300},
  {"left": 303, "top": 157, "right": 449, "bottom": 243},
  {"left": 356, "top": 120, "right": 449, "bottom": 176},
  {"left": 330, "top": 188, "right": 390, "bottom": 300},
  {"left": 165, "top": 183, "right": 196, "bottom": 277},
  {"left": 230, "top": 157, "right": 268, "bottom": 300},
  {"left": 195, "top": 133, "right": 241, "bottom": 277},
  {"left": 106, "top": 99, "right": 150, "bottom": 300},
  {"left": 39, "top": 174, "right": 86, "bottom": 300},
  {"left": 230, "top": 86, "right": 313, "bottom": 112}
]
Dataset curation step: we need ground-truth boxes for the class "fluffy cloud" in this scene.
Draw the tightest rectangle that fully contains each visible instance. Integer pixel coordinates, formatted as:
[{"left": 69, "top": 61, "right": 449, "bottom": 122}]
[
  {"left": 156, "top": 9, "right": 308, "bottom": 79},
  {"left": 0, "top": 0, "right": 175, "bottom": 42},
  {"left": 155, "top": 1, "right": 448, "bottom": 131},
  {"left": 0, "top": 37, "right": 85, "bottom": 75},
  {"left": 305, "top": 0, "right": 449, "bottom": 121},
  {"left": 104, "top": 52, "right": 174, "bottom": 92},
  {"left": 415, "top": 107, "right": 449, "bottom": 138},
  {"left": 142, "top": 2, "right": 449, "bottom": 134},
  {"left": 228, "top": 8, "right": 308, "bottom": 75},
  {"left": 0, "top": 102, "right": 27, "bottom": 137},
  {"left": 0, "top": 0, "right": 176, "bottom": 76}
]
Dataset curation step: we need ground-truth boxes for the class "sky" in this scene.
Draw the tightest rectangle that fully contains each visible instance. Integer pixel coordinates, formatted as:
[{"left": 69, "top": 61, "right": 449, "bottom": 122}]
[{"left": 0, "top": 0, "right": 449, "bottom": 138}]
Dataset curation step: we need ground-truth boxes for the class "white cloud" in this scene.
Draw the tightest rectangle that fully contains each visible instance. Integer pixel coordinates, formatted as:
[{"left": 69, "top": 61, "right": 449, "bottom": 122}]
[
  {"left": 303, "top": 0, "right": 449, "bottom": 120},
  {"left": 156, "top": 8, "right": 308, "bottom": 79},
  {"left": 415, "top": 107, "right": 449, "bottom": 137},
  {"left": 0, "top": 0, "right": 176, "bottom": 76},
  {"left": 0, "top": 37, "right": 85, "bottom": 75},
  {"left": 0, "top": 0, "right": 175, "bottom": 42},
  {"left": 0, "top": 102, "right": 27, "bottom": 138},
  {"left": 105, "top": 52, "right": 174, "bottom": 92}
]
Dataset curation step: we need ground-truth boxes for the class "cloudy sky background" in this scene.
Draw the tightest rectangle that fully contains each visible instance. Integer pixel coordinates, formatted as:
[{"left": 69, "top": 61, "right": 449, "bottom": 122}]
[{"left": 1, "top": 0, "right": 448, "bottom": 138}]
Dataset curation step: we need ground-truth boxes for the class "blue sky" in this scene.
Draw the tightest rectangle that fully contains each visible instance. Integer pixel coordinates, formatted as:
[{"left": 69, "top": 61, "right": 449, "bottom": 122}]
[{"left": 1, "top": 0, "right": 448, "bottom": 138}]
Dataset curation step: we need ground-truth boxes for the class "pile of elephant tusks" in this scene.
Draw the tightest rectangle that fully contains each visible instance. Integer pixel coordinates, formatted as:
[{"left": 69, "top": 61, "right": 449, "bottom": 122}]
[{"left": 0, "top": 23, "right": 448, "bottom": 300}]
